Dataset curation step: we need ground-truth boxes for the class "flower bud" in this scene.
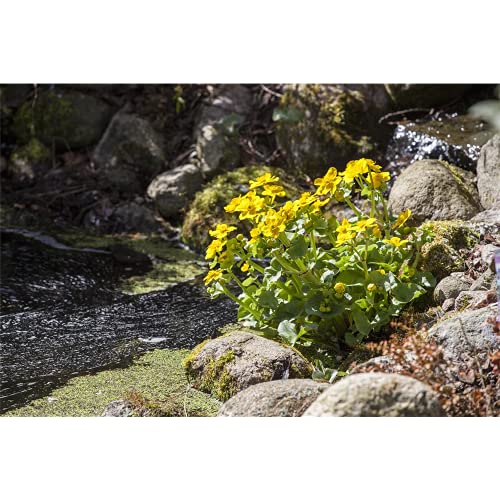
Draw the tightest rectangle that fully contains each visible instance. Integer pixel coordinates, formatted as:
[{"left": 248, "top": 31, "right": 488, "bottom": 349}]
[
  {"left": 334, "top": 282, "right": 346, "bottom": 295},
  {"left": 367, "top": 283, "right": 377, "bottom": 292}
]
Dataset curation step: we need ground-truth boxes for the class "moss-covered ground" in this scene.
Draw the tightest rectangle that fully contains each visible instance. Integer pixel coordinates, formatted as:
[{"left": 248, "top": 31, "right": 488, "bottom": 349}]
[{"left": 3, "top": 349, "right": 221, "bottom": 417}]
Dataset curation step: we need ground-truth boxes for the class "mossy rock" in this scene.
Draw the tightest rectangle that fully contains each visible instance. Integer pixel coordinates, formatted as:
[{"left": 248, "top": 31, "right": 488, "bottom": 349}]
[
  {"left": 420, "top": 220, "right": 479, "bottom": 280},
  {"left": 273, "top": 84, "right": 378, "bottom": 178},
  {"left": 2, "top": 349, "right": 221, "bottom": 417},
  {"left": 12, "top": 89, "right": 114, "bottom": 151},
  {"left": 184, "top": 328, "right": 313, "bottom": 402},
  {"left": 181, "top": 165, "right": 305, "bottom": 253}
]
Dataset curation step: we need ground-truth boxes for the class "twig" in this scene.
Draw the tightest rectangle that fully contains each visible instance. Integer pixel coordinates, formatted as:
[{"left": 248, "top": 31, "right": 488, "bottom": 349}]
[
  {"left": 260, "top": 84, "right": 283, "bottom": 99},
  {"left": 378, "top": 107, "right": 433, "bottom": 124}
]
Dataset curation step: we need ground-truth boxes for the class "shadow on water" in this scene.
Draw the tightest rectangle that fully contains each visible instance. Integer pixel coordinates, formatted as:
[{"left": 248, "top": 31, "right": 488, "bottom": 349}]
[{"left": 0, "top": 230, "right": 237, "bottom": 413}]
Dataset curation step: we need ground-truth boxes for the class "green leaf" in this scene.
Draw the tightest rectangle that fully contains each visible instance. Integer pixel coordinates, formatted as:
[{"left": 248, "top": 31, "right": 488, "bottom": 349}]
[
  {"left": 288, "top": 235, "right": 308, "bottom": 259},
  {"left": 351, "top": 306, "right": 372, "bottom": 336},
  {"left": 392, "top": 282, "right": 425, "bottom": 304},
  {"left": 241, "top": 276, "right": 255, "bottom": 287},
  {"left": 258, "top": 289, "right": 279, "bottom": 309},
  {"left": 277, "top": 320, "right": 298, "bottom": 345},
  {"left": 272, "top": 106, "right": 304, "bottom": 123},
  {"left": 413, "top": 271, "right": 436, "bottom": 288}
]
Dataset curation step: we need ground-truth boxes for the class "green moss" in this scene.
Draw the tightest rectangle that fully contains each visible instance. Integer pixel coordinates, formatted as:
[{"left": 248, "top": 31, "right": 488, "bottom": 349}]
[
  {"left": 11, "top": 138, "right": 50, "bottom": 163},
  {"left": 2, "top": 349, "right": 221, "bottom": 417},
  {"left": 440, "top": 161, "right": 481, "bottom": 209},
  {"left": 181, "top": 165, "right": 304, "bottom": 253},
  {"left": 420, "top": 220, "right": 479, "bottom": 280}
]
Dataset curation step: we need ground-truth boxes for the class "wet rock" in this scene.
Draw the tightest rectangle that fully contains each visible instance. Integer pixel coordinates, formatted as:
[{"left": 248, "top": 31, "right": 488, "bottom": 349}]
[
  {"left": 181, "top": 165, "right": 303, "bottom": 252},
  {"left": 274, "top": 84, "right": 378, "bottom": 178},
  {"left": 303, "top": 373, "right": 445, "bottom": 417},
  {"left": 195, "top": 85, "right": 252, "bottom": 177},
  {"left": 93, "top": 112, "right": 167, "bottom": 193},
  {"left": 184, "top": 329, "right": 313, "bottom": 401},
  {"left": 427, "top": 304, "right": 499, "bottom": 363},
  {"left": 476, "top": 134, "right": 500, "bottom": 209},
  {"left": 147, "top": 164, "right": 203, "bottom": 220},
  {"left": 420, "top": 221, "right": 479, "bottom": 280},
  {"left": 454, "top": 290, "right": 492, "bottom": 311},
  {"left": 386, "top": 115, "right": 495, "bottom": 172},
  {"left": 384, "top": 84, "right": 470, "bottom": 109},
  {"left": 13, "top": 89, "right": 114, "bottom": 150},
  {"left": 388, "top": 160, "right": 482, "bottom": 225},
  {"left": 433, "top": 272, "right": 472, "bottom": 305},
  {"left": 101, "top": 399, "right": 133, "bottom": 417},
  {"left": 111, "top": 202, "right": 160, "bottom": 233},
  {"left": 218, "top": 379, "right": 329, "bottom": 417}
]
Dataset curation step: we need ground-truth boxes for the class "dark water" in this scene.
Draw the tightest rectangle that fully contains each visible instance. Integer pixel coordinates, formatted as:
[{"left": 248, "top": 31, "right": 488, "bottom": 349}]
[{"left": 0, "top": 231, "right": 237, "bottom": 413}]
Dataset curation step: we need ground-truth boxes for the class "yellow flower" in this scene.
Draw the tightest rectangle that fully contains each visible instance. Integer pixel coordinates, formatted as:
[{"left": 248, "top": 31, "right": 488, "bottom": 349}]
[
  {"left": 249, "top": 172, "right": 280, "bottom": 189},
  {"left": 240, "top": 262, "right": 250, "bottom": 272},
  {"left": 262, "top": 184, "right": 286, "bottom": 203},
  {"left": 294, "top": 192, "right": 317, "bottom": 209},
  {"left": 392, "top": 209, "right": 412, "bottom": 230},
  {"left": 367, "top": 283, "right": 377, "bottom": 292},
  {"left": 205, "top": 239, "right": 224, "bottom": 260},
  {"left": 342, "top": 158, "right": 382, "bottom": 183},
  {"left": 336, "top": 218, "right": 352, "bottom": 235},
  {"left": 377, "top": 268, "right": 386, "bottom": 275},
  {"left": 262, "top": 209, "right": 287, "bottom": 239},
  {"left": 209, "top": 223, "right": 237, "bottom": 240},
  {"left": 334, "top": 282, "right": 346, "bottom": 295},
  {"left": 249, "top": 222, "right": 265, "bottom": 244},
  {"left": 278, "top": 200, "right": 298, "bottom": 221},
  {"left": 314, "top": 167, "right": 341, "bottom": 196},
  {"left": 204, "top": 269, "right": 223, "bottom": 285},
  {"left": 353, "top": 217, "right": 378, "bottom": 233},
  {"left": 238, "top": 191, "right": 266, "bottom": 221},
  {"left": 367, "top": 171, "right": 391, "bottom": 189},
  {"left": 372, "top": 225, "right": 382, "bottom": 238},
  {"left": 383, "top": 237, "right": 409, "bottom": 248},
  {"left": 224, "top": 195, "right": 245, "bottom": 213},
  {"left": 335, "top": 231, "right": 356, "bottom": 246}
]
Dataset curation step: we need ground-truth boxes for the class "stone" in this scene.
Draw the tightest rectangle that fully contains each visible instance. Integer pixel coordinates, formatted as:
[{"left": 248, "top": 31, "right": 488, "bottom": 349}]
[
  {"left": 388, "top": 160, "right": 482, "bottom": 225},
  {"left": 111, "top": 202, "right": 160, "bottom": 233},
  {"left": 147, "top": 164, "right": 203, "bottom": 220},
  {"left": 469, "top": 208, "right": 500, "bottom": 231},
  {"left": 476, "top": 134, "right": 500, "bottom": 209},
  {"left": 470, "top": 268, "right": 496, "bottom": 291},
  {"left": 184, "top": 329, "right": 313, "bottom": 401},
  {"left": 454, "top": 290, "right": 492, "bottom": 311},
  {"left": 274, "top": 84, "right": 379, "bottom": 178},
  {"left": 194, "top": 85, "right": 252, "bottom": 177},
  {"left": 350, "top": 355, "right": 400, "bottom": 374},
  {"left": 481, "top": 243, "right": 500, "bottom": 271},
  {"left": 433, "top": 272, "right": 472, "bottom": 305},
  {"left": 385, "top": 115, "right": 494, "bottom": 172},
  {"left": 384, "top": 84, "right": 470, "bottom": 109},
  {"left": 93, "top": 112, "right": 167, "bottom": 193},
  {"left": 303, "top": 373, "right": 445, "bottom": 417},
  {"left": 181, "top": 165, "right": 302, "bottom": 252},
  {"left": 13, "top": 89, "right": 114, "bottom": 150},
  {"left": 218, "top": 379, "right": 329, "bottom": 417},
  {"left": 427, "top": 304, "right": 499, "bottom": 363},
  {"left": 101, "top": 399, "right": 133, "bottom": 417},
  {"left": 442, "top": 298, "right": 456, "bottom": 312}
]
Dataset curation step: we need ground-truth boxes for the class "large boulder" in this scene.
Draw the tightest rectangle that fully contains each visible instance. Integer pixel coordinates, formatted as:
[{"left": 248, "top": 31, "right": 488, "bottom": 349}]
[
  {"left": 303, "top": 373, "right": 445, "bottom": 417},
  {"left": 13, "top": 88, "right": 114, "bottom": 150},
  {"left": 433, "top": 272, "right": 472, "bottom": 306},
  {"left": 218, "top": 379, "right": 329, "bottom": 417},
  {"left": 274, "top": 84, "right": 379, "bottom": 178},
  {"left": 181, "top": 165, "right": 303, "bottom": 252},
  {"left": 388, "top": 160, "right": 482, "bottom": 225},
  {"left": 476, "top": 134, "right": 500, "bottom": 209},
  {"left": 147, "top": 164, "right": 203, "bottom": 221},
  {"left": 110, "top": 202, "right": 160, "bottom": 233},
  {"left": 184, "top": 329, "right": 313, "bottom": 401},
  {"left": 427, "top": 304, "right": 499, "bottom": 363},
  {"left": 93, "top": 112, "right": 167, "bottom": 193},
  {"left": 194, "top": 85, "right": 253, "bottom": 178}
]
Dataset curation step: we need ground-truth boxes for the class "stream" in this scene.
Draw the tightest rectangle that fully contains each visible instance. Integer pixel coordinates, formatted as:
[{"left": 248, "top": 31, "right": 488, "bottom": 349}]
[{"left": 0, "top": 230, "right": 237, "bottom": 413}]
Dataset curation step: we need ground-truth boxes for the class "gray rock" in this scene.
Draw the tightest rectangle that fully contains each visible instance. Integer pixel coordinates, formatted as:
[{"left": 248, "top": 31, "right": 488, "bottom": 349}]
[
  {"left": 470, "top": 268, "right": 496, "bottom": 291},
  {"left": 442, "top": 298, "right": 456, "bottom": 312},
  {"left": 433, "top": 272, "right": 472, "bottom": 305},
  {"left": 481, "top": 244, "right": 500, "bottom": 271},
  {"left": 101, "top": 399, "right": 133, "bottom": 417},
  {"left": 112, "top": 202, "right": 160, "bottom": 233},
  {"left": 476, "top": 134, "right": 500, "bottom": 209},
  {"left": 194, "top": 85, "right": 252, "bottom": 178},
  {"left": 454, "top": 290, "right": 491, "bottom": 311},
  {"left": 184, "top": 329, "right": 313, "bottom": 401},
  {"left": 147, "top": 164, "right": 203, "bottom": 220},
  {"left": 427, "top": 304, "right": 499, "bottom": 363},
  {"left": 93, "top": 112, "right": 167, "bottom": 193},
  {"left": 303, "top": 373, "right": 445, "bottom": 417},
  {"left": 218, "top": 379, "right": 329, "bottom": 417},
  {"left": 13, "top": 89, "right": 114, "bottom": 150},
  {"left": 350, "top": 355, "right": 400, "bottom": 374},
  {"left": 388, "top": 160, "right": 482, "bottom": 224}
]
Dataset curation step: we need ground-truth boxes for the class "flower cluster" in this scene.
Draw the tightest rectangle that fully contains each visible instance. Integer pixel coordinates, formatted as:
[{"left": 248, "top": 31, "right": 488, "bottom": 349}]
[{"left": 204, "top": 159, "right": 435, "bottom": 362}]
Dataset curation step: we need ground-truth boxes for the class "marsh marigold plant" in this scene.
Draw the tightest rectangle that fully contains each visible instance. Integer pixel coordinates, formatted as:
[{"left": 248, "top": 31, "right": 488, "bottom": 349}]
[{"left": 204, "top": 158, "right": 435, "bottom": 357}]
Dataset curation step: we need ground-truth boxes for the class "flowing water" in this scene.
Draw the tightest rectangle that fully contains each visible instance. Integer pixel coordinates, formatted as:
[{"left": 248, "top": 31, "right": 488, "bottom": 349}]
[{"left": 0, "top": 230, "right": 237, "bottom": 413}]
